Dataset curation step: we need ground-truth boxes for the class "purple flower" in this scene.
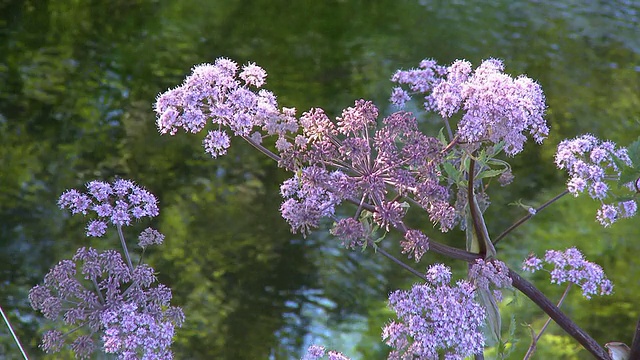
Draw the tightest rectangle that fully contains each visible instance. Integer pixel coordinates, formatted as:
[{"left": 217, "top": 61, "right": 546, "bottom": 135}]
[
  {"left": 523, "top": 248, "right": 613, "bottom": 299},
  {"left": 302, "top": 345, "right": 350, "bottom": 360},
  {"left": 555, "top": 134, "right": 634, "bottom": 226},
  {"left": 58, "top": 180, "right": 160, "bottom": 237},
  {"left": 384, "top": 264, "right": 485, "bottom": 359},
  {"left": 154, "top": 58, "right": 295, "bottom": 156},
  {"left": 336, "top": 100, "right": 378, "bottom": 136},
  {"left": 373, "top": 201, "right": 405, "bottom": 232},
  {"left": 203, "top": 129, "right": 231, "bottom": 158},
  {"left": 400, "top": 229, "right": 430, "bottom": 262},
  {"left": 522, "top": 254, "right": 543, "bottom": 272},
  {"left": 327, "top": 351, "right": 350, "bottom": 360},
  {"left": 391, "top": 58, "right": 446, "bottom": 98},
  {"left": 392, "top": 58, "right": 548, "bottom": 155},
  {"left": 71, "top": 335, "right": 95, "bottom": 359},
  {"left": 330, "top": 218, "right": 366, "bottom": 249},
  {"left": 390, "top": 87, "right": 410, "bottom": 107},
  {"left": 41, "top": 330, "right": 64, "bottom": 353},
  {"left": 86, "top": 220, "right": 108, "bottom": 237},
  {"left": 30, "top": 247, "right": 184, "bottom": 358},
  {"left": 58, "top": 189, "right": 91, "bottom": 215},
  {"left": 279, "top": 167, "right": 341, "bottom": 236},
  {"left": 239, "top": 62, "right": 267, "bottom": 87},
  {"left": 304, "top": 345, "right": 326, "bottom": 359},
  {"left": 138, "top": 228, "right": 165, "bottom": 248}
]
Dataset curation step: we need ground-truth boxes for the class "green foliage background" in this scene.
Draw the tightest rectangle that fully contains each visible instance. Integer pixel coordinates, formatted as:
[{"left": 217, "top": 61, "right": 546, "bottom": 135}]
[{"left": 0, "top": 0, "right": 638, "bottom": 358}]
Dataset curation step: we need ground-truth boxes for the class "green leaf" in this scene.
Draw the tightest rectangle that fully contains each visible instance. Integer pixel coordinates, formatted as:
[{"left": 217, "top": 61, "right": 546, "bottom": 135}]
[
  {"left": 626, "top": 136, "right": 640, "bottom": 166},
  {"left": 443, "top": 162, "right": 459, "bottom": 181},
  {"left": 619, "top": 167, "right": 640, "bottom": 185},
  {"left": 476, "top": 168, "right": 506, "bottom": 180},
  {"left": 478, "top": 286, "right": 502, "bottom": 346}
]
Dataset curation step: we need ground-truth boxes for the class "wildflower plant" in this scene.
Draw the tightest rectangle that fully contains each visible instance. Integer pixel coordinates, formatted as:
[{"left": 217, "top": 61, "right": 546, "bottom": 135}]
[
  {"left": 22, "top": 55, "right": 640, "bottom": 360},
  {"left": 29, "top": 180, "right": 184, "bottom": 359}
]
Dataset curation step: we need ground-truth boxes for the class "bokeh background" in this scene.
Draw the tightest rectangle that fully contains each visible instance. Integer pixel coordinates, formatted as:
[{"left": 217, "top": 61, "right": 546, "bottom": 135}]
[{"left": 1, "top": 0, "right": 639, "bottom": 359}]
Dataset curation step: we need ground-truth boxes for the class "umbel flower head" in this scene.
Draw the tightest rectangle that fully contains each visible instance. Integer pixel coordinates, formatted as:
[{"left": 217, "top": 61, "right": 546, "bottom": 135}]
[
  {"left": 154, "top": 58, "right": 298, "bottom": 158},
  {"left": 277, "top": 101, "right": 456, "bottom": 235},
  {"left": 29, "top": 247, "right": 184, "bottom": 359},
  {"left": 33, "top": 179, "right": 183, "bottom": 358},
  {"left": 392, "top": 58, "right": 548, "bottom": 156},
  {"left": 383, "top": 264, "right": 486, "bottom": 360},
  {"left": 58, "top": 179, "right": 160, "bottom": 237},
  {"left": 522, "top": 247, "right": 613, "bottom": 299},
  {"left": 555, "top": 134, "right": 636, "bottom": 226}
]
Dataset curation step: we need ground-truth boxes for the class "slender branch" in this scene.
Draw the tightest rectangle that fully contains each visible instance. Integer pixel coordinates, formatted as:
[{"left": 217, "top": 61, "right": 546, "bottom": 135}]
[
  {"left": 467, "top": 157, "right": 484, "bottom": 251},
  {"left": 467, "top": 156, "right": 494, "bottom": 257},
  {"left": 443, "top": 118, "right": 454, "bottom": 141},
  {"left": 117, "top": 225, "right": 134, "bottom": 271},
  {"left": 493, "top": 189, "right": 570, "bottom": 245},
  {"left": 241, "top": 135, "right": 282, "bottom": 163},
  {"left": 91, "top": 276, "right": 105, "bottom": 304},
  {"left": 374, "top": 244, "right": 428, "bottom": 281},
  {"left": 523, "top": 283, "right": 572, "bottom": 360},
  {"left": 0, "top": 304, "right": 29, "bottom": 360},
  {"left": 510, "top": 269, "right": 611, "bottom": 360}
]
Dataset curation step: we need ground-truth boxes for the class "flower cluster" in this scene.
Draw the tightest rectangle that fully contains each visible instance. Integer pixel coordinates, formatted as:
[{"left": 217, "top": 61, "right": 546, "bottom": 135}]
[
  {"left": 393, "top": 58, "right": 548, "bottom": 156},
  {"left": 58, "top": 179, "right": 159, "bottom": 237},
  {"left": 302, "top": 345, "right": 351, "bottom": 360},
  {"left": 330, "top": 217, "right": 366, "bottom": 249},
  {"left": 522, "top": 247, "right": 613, "bottom": 299},
  {"left": 469, "top": 259, "right": 512, "bottom": 301},
  {"left": 390, "top": 59, "right": 446, "bottom": 109},
  {"left": 29, "top": 247, "right": 184, "bottom": 359},
  {"left": 400, "top": 229, "right": 430, "bottom": 262},
  {"left": 383, "top": 264, "right": 485, "bottom": 359},
  {"left": 277, "top": 101, "right": 456, "bottom": 234},
  {"left": 280, "top": 167, "right": 344, "bottom": 236},
  {"left": 158, "top": 59, "right": 463, "bottom": 238},
  {"left": 154, "top": 58, "right": 298, "bottom": 158},
  {"left": 555, "top": 134, "right": 636, "bottom": 226}
]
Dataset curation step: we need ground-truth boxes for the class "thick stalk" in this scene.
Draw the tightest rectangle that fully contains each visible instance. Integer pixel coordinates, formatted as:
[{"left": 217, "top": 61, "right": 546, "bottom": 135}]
[{"left": 510, "top": 269, "right": 611, "bottom": 360}]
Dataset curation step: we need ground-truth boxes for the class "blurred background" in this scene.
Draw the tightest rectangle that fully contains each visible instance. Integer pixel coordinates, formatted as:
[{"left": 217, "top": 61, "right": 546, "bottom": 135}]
[{"left": 1, "top": 0, "right": 639, "bottom": 358}]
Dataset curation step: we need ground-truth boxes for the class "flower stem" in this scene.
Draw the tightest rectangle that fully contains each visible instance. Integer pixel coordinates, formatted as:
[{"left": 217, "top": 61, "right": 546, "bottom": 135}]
[
  {"left": 493, "top": 189, "right": 569, "bottom": 245},
  {"left": 374, "top": 243, "right": 428, "bottom": 281},
  {"left": 241, "top": 135, "right": 282, "bottom": 163},
  {"left": 523, "top": 283, "right": 572, "bottom": 360},
  {"left": 117, "top": 225, "right": 134, "bottom": 271},
  {"left": 0, "top": 303, "right": 29, "bottom": 360}
]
